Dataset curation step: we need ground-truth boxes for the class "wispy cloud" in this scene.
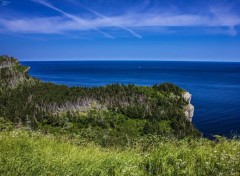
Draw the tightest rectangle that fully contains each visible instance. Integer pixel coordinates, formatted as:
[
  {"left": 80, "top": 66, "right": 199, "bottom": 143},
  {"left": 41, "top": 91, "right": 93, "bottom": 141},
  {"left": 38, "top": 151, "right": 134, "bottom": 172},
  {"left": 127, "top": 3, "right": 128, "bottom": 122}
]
[
  {"left": 0, "top": 0, "right": 239, "bottom": 38},
  {"left": 78, "top": 4, "right": 142, "bottom": 38},
  {"left": 31, "top": 0, "right": 114, "bottom": 39},
  {"left": 0, "top": 0, "right": 11, "bottom": 6}
]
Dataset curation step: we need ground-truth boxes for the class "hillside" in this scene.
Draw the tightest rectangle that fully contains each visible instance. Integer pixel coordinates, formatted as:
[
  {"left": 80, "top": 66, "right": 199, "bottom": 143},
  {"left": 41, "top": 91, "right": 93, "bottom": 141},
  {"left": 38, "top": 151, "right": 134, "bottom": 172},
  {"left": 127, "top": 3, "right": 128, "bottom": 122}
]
[
  {"left": 0, "top": 55, "right": 30, "bottom": 87},
  {"left": 1, "top": 56, "right": 239, "bottom": 175},
  {"left": 0, "top": 56, "right": 199, "bottom": 146}
]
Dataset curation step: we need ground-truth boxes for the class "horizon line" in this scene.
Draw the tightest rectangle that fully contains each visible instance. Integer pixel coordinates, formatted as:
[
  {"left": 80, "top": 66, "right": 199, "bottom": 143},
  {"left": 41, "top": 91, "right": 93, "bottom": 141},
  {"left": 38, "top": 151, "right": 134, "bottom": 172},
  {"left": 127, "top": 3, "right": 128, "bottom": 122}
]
[{"left": 20, "top": 59, "right": 240, "bottom": 63}]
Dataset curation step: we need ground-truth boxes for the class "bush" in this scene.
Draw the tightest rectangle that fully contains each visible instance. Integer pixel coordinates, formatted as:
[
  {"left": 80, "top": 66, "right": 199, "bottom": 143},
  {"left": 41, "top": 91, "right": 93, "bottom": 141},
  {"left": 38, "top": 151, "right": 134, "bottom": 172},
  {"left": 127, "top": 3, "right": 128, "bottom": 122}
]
[{"left": 0, "top": 130, "right": 239, "bottom": 176}]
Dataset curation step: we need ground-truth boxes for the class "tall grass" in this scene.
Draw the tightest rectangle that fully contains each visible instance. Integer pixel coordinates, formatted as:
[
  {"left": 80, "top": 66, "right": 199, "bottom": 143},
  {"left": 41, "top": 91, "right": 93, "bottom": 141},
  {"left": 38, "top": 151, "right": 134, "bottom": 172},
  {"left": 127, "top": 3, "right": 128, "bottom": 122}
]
[{"left": 0, "top": 130, "right": 239, "bottom": 176}]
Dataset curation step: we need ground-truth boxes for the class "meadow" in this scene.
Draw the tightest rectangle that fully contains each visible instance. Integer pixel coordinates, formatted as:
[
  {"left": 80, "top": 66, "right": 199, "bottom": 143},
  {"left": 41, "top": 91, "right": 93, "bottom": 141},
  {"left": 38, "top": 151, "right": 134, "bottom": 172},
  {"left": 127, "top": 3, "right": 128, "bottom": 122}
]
[
  {"left": 1, "top": 56, "right": 240, "bottom": 175},
  {"left": 1, "top": 129, "right": 239, "bottom": 176}
]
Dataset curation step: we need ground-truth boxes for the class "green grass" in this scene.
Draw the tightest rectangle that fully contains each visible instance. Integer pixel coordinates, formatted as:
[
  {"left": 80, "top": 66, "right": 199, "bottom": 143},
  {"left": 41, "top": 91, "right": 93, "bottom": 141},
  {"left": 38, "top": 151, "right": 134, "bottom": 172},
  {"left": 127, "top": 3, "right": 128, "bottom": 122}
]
[{"left": 0, "top": 130, "right": 239, "bottom": 176}]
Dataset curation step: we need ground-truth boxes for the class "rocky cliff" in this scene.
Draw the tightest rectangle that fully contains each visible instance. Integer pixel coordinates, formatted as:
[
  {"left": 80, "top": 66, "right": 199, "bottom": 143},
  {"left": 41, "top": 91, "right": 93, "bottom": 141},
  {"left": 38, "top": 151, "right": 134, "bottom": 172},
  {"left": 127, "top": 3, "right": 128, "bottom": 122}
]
[
  {"left": 0, "top": 55, "right": 30, "bottom": 88},
  {"left": 183, "top": 92, "right": 194, "bottom": 122},
  {"left": 0, "top": 55, "right": 199, "bottom": 140}
]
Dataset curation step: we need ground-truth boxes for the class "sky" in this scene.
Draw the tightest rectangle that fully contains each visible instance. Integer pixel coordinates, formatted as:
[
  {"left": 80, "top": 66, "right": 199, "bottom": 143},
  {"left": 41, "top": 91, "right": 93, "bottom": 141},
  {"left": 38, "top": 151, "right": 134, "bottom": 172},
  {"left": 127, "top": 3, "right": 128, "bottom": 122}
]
[{"left": 0, "top": 0, "right": 240, "bottom": 61}]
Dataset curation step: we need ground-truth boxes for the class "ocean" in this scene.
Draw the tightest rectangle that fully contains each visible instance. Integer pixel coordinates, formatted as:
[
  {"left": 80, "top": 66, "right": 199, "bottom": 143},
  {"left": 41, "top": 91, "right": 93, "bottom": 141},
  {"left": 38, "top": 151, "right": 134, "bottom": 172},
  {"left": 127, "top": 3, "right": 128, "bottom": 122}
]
[{"left": 22, "top": 61, "right": 240, "bottom": 137}]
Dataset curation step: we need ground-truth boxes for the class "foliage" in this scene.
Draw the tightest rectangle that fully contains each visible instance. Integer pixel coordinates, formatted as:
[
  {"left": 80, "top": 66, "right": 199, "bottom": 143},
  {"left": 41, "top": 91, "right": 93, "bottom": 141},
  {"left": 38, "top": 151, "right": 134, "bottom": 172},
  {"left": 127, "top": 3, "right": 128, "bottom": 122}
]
[
  {"left": 0, "top": 117, "right": 13, "bottom": 131},
  {"left": 1, "top": 56, "right": 239, "bottom": 175},
  {"left": 0, "top": 130, "right": 239, "bottom": 176},
  {"left": 0, "top": 56, "right": 200, "bottom": 146}
]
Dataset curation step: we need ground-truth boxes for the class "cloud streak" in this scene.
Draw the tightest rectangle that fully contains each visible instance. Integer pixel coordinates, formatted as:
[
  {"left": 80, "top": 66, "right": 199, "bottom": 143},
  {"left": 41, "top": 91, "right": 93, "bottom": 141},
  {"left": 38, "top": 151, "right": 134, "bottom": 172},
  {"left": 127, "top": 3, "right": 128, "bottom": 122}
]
[
  {"left": 0, "top": 0, "right": 239, "bottom": 38},
  {"left": 79, "top": 5, "right": 142, "bottom": 38},
  {"left": 0, "top": 0, "right": 11, "bottom": 6},
  {"left": 32, "top": 0, "right": 114, "bottom": 39}
]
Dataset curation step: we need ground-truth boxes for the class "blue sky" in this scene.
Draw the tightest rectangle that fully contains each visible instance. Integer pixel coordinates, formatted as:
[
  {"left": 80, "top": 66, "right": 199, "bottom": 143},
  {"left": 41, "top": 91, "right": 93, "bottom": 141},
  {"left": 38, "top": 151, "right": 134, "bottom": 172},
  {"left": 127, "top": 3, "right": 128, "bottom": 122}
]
[{"left": 0, "top": 0, "right": 240, "bottom": 61}]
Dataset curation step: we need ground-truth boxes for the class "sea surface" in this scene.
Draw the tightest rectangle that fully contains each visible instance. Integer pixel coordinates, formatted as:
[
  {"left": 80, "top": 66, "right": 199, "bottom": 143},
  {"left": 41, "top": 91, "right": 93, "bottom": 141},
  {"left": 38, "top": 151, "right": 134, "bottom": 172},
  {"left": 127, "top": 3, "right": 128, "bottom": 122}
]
[{"left": 22, "top": 61, "right": 240, "bottom": 137}]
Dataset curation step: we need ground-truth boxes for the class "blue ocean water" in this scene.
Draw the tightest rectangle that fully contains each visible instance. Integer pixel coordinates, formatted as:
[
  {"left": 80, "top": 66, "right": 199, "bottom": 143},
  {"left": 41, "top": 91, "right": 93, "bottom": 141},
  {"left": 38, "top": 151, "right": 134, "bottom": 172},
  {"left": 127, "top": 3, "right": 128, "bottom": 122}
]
[{"left": 22, "top": 61, "right": 240, "bottom": 137}]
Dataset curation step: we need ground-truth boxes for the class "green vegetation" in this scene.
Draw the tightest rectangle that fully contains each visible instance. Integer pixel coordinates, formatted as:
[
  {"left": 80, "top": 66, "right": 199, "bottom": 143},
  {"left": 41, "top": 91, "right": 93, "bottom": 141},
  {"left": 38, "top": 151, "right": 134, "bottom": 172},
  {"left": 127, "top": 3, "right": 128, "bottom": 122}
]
[
  {"left": 0, "top": 129, "right": 239, "bottom": 176},
  {"left": 0, "top": 56, "right": 199, "bottom": 147},
  {"left": 0, "top": 55, "right": 30, "bottom": 87},
  {"left": 1, "top": 56, "right": 239, "bottom": 175}
]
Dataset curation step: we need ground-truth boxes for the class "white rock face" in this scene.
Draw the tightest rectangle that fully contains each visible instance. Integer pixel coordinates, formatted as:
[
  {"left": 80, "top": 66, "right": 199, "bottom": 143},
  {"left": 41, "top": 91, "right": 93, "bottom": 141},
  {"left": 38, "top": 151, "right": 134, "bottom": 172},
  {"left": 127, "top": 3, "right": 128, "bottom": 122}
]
[
  {"left": 183, "top": 92, "right": 194, "bottom": 122},
  {"left": 183, "top": 92, "right": 192, "bottom": 103}
]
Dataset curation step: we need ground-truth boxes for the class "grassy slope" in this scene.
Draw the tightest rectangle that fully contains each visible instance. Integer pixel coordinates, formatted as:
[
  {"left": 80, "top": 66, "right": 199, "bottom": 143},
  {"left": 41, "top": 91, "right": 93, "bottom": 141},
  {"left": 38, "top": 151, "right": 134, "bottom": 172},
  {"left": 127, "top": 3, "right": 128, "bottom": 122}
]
[
  {"left": 0, "top": 130, "right": 239, "bottom": 176},
  {"left": 1, "top": 56, "right": 240, "bottom": 175}
]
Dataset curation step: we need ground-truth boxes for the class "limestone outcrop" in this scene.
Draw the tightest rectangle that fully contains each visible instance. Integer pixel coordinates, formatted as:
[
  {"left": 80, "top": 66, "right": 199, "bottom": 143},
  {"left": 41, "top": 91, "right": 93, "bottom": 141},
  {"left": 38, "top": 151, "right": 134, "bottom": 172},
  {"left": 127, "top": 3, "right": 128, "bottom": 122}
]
[{"left": 183, "top": 92, "right": 194, "bottom": 122}]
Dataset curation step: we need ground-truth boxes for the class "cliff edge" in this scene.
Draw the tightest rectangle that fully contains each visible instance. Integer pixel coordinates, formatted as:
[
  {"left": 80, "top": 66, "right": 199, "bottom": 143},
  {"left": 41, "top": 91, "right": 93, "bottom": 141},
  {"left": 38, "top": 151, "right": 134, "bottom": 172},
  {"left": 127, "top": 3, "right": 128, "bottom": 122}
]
[
  {"left": 0, "top": 55, "right": 30, "bottom": 87},
  {"left": 0, "top": 55, "right": 200, "bottom": 142},
  {"left": 183, "top": 92, "right": 194, "bottom": 122}
]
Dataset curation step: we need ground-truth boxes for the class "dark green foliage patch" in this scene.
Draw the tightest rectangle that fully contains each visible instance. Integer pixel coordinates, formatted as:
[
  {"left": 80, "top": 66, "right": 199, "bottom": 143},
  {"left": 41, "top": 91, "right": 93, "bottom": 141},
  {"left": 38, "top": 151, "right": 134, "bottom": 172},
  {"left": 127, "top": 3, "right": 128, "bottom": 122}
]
[{"left": 0, "top": 56, "right": 199, "bottom": 146}]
